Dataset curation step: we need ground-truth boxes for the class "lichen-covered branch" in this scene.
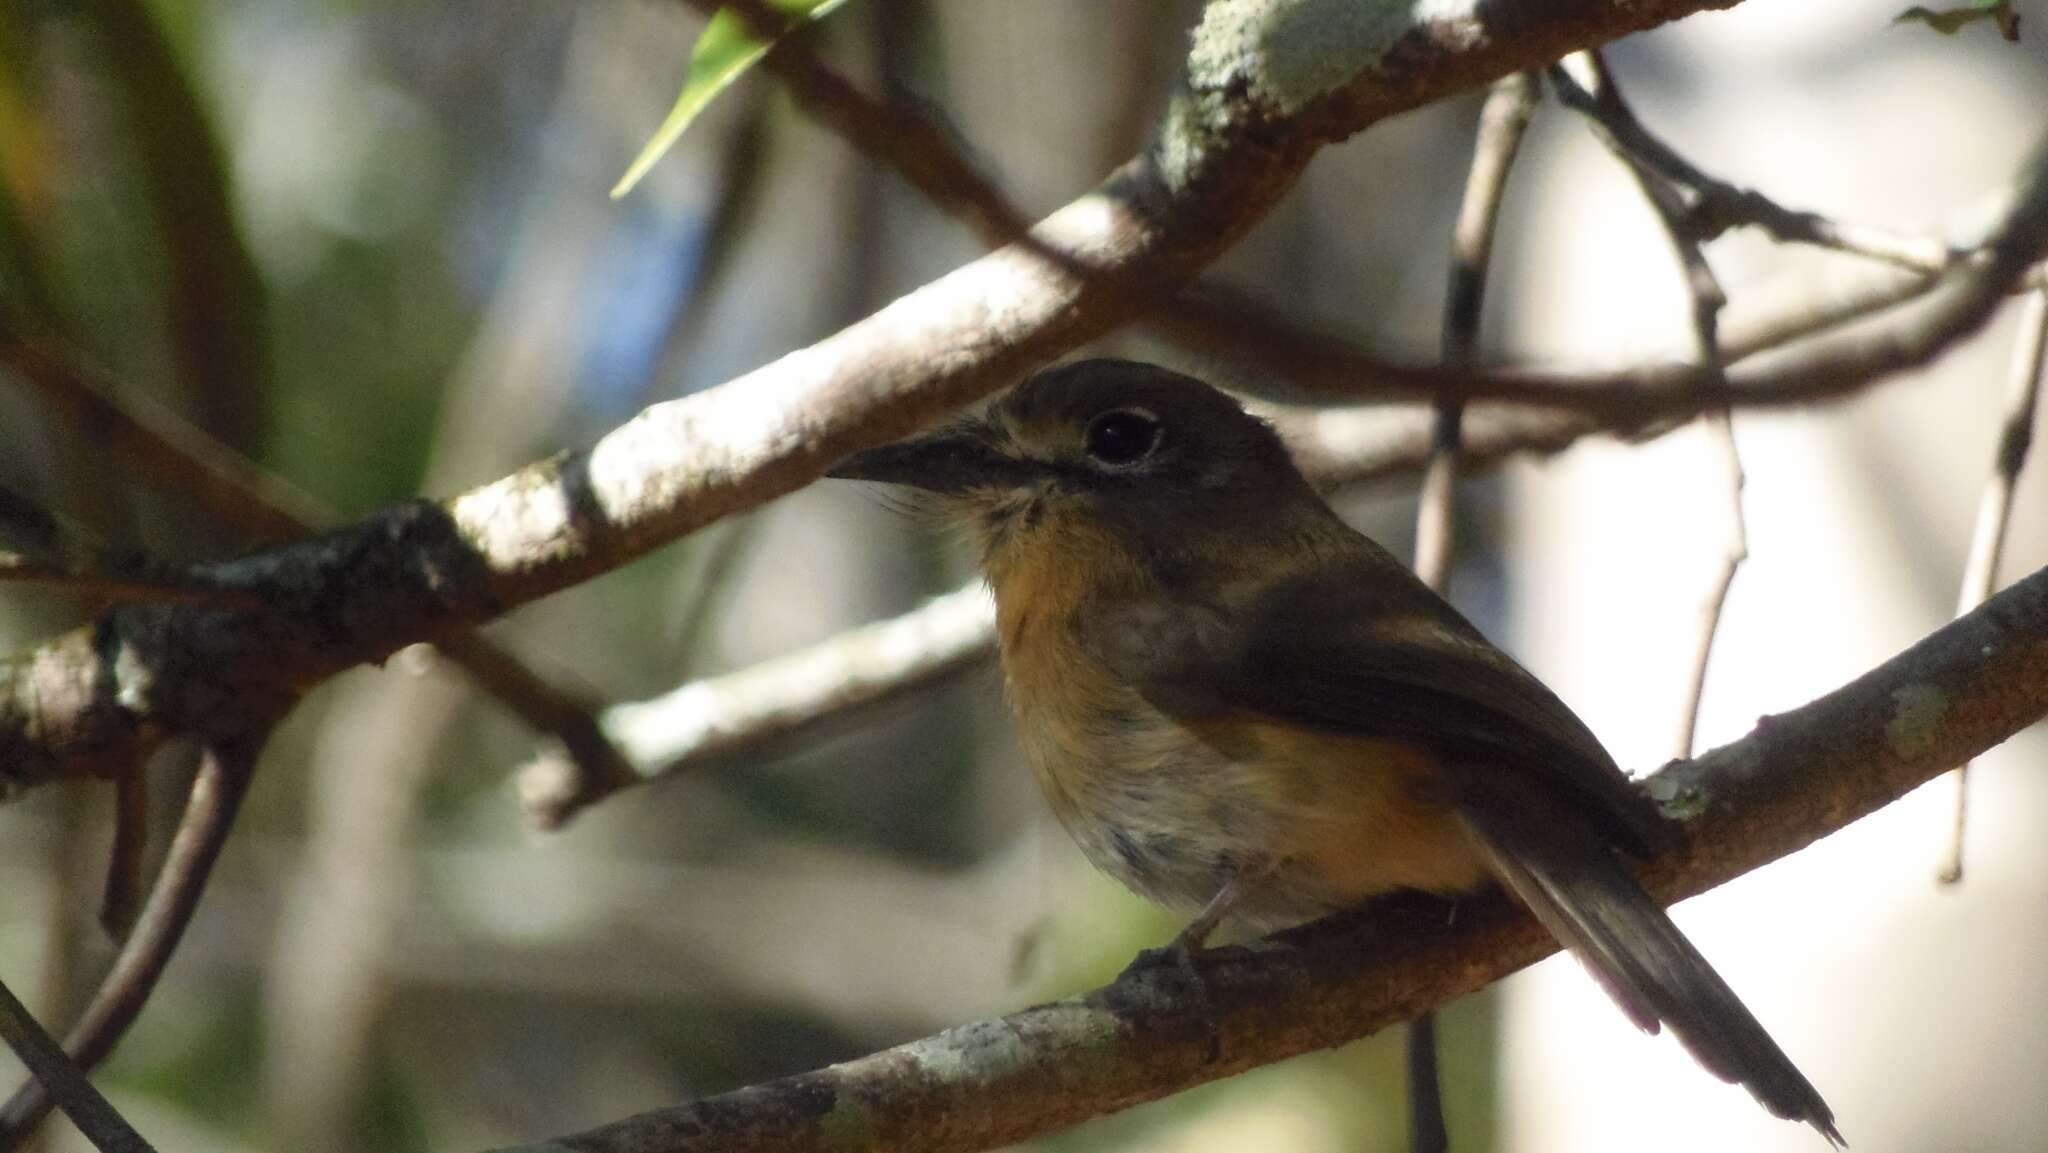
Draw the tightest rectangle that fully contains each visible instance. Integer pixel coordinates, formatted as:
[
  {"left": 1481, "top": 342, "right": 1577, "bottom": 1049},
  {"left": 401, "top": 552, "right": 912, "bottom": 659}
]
[{"left": 490, "top": 561, "right": 2048, "bottom": 1153}]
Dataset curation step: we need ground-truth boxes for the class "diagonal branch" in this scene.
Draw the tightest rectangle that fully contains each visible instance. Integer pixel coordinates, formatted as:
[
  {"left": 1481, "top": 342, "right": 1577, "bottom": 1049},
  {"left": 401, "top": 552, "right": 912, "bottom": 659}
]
[
  {"left": 487, "top": 561, "right": 2048, "bottom": 1153},
  {"left": 0, "top": 738, "right": 263, "bottom": 1148},
  {"left": 518, "top": 584, "right": 995, "bottom": 827},
  {"left": 0, "top": 974, "right": 154, "bottom": 1153}
]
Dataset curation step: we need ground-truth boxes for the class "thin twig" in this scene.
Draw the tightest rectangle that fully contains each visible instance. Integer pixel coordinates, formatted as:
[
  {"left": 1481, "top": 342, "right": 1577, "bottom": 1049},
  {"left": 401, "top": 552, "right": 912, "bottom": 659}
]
[
  {"left": 1938, "top": 288, "right": 2048, "bottom": 884},
  {"left": 1544, "top": 60, "right": 1954, "bottom": 274},
  {"left": 98, "top": 772, "right": 148, "bottom": 939},
  {"left": 0, "top": 975, "right": 153, "bottom": 1153},
  {"left": 1156, "top": 255, "right": 2048, "bottom": 413},
  {"left": 1410, "top": 70, "right": 1539, "bottom": 1153},
  {"left": 1676, "top": 411, "right": 1748, "bottom": 757},
  {"left": 0, "top": 550, "right": 271, "bottom": 609},
  {"left": 488, "top": 560, "right": 2048, "bottom": 1153},
  {"left": 1417, "top": 72, "right": 1539, "bottom": 590},
  {"left": 0, "top": 739, "right": 263, "bottom": 1150},
  {"left": 1553, "top": 53, "right": 1748, "bottom": 759},
  {"left": 518, "top": 584, "right": 994, "bottom": 827},
  {"left": 697, "top": 0, "right": 1033, "bottom": 247},
  {"left": 0, "top": 335, "right": 324, "bottom": 539}
]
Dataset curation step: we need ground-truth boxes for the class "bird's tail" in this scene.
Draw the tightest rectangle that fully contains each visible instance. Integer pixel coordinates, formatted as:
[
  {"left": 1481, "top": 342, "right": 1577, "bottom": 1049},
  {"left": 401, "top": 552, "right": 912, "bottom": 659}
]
[{"left": 1450, "top": 769, "right": 1843, "bottom": 1146}]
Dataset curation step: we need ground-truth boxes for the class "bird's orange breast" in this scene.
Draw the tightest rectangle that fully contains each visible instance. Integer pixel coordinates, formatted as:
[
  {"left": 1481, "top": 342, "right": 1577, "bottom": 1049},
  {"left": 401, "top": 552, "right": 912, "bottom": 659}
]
[{"left": 986, "top": 512, "right": 1489, "bottom": 926}]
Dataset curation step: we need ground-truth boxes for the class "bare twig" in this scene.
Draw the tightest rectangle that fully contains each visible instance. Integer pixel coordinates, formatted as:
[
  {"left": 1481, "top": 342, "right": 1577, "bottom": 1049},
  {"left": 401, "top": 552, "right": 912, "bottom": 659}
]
[
  {"left": 98, "top": 772, "right": 148, "bottom": 938},
  {"left": 0, "top": 975, "right": 153, "bottom": 1153},
  {"left": 489, "top": 561, "right": 2048, "bottom": 1153},
  {"left": 1676, "top": 411, "right": 1748, "bottom": 756},
  {"left": 1544, "top": 58, "right": 1953, "bottom": 274},
  {"left": 1938, "top": 288, "right": 2048, "bottom": 884},
  {"left": 1553, "top": 52, "right": 1748, "bottom": 759},
  {"left": 1340, "top": 150, "right": 2048, "bottom": 419},
  {"left": 699, "top": 0, "right": 1033, "bottom": 247},
  {"left": 0, "top": 335, "right": 325, "bottom": 539},
  {"left": 519, "top": 584, "right": 994, "bottom": 827},
  {"left": 0, "top": 738, "right": 263, "bottom": 1150},
  {"left": 1156, "top": 252, "right": 2047, "bottom": 415},
  {"left": 0, "top": 550, "right": 270, "bottom": 609},
  {"left": 1409, "top": 70, "right": 1539, "bottom": 1153},
  {"left": 1417, "top": 72, "right": 1539, "bottom": 590}
]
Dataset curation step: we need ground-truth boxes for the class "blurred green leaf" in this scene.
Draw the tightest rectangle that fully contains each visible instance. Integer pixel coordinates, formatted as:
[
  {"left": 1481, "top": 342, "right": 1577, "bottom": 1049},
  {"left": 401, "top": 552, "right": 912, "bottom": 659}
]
[
  {"left": 613, "top": 0, "right": 852, "bottom": 199},
  {"left": 1892, "top": 0, "right": 2020, "bottom": 40}
]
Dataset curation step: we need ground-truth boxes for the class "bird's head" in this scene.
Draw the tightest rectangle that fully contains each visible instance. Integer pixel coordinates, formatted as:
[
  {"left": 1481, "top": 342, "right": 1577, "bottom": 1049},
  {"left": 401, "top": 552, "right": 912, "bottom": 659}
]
[{"left": 827, "top": 359, "right": 1314, "bottom": 575}]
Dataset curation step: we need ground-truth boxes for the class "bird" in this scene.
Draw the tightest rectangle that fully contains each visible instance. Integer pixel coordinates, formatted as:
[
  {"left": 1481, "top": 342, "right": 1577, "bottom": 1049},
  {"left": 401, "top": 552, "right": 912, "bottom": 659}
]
[{"left": 827, "top": 357, "right": 1840, "bottom": 1142}]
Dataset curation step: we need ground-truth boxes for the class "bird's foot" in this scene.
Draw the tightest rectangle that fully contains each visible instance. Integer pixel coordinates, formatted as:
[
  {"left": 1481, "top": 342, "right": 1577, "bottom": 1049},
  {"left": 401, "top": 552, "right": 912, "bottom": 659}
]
[{"left": 1119, "top": 931, "right": 1222, "bottom": 1061}]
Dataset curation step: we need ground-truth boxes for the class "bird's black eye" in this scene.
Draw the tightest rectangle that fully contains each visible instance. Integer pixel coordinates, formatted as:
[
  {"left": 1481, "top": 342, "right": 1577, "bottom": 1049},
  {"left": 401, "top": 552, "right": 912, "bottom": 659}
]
[{"left": 1083, "top": 408, "right": 1162, "bottom": 466}]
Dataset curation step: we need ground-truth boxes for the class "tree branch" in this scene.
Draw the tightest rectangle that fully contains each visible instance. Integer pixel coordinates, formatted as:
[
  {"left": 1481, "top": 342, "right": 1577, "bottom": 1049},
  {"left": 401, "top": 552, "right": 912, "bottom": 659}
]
[
  {"left": 488, "top": 561, "right": 2048, "bottom": 1153},
  {"left": 518, "top": 584, "right": 995, "bottom": 827},
  {"left": 0, "top": 738, "right": 262, "bottom": 1148},
  {"left": 0, "top": 974, "right": 154, "bottom": 1153}
]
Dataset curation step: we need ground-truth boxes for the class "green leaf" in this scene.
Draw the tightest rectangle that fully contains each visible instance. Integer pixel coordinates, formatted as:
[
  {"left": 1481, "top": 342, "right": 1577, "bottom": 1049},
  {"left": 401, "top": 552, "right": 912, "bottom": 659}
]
[
  {"left": 1892, "top": 0, "right": 2020, "bottom": 41},
  {"left": 612, "top": 0, "right": 853, "bottom": 199}
]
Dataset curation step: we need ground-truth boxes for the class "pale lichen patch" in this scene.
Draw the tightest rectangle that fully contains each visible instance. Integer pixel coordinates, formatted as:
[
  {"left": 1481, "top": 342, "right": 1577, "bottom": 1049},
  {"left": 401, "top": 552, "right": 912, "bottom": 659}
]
[
  {"left": 1647, "top": 775, "right": 1710, "bottom": 822},
  {"left": 907, "top": 1002, "right": 1121, "bottom": 1086},
  {"left": 1886, "top": 683, "right": 1949, "bottom": 760},
  {"left": 817, "top": 1093, "right": 877, "bottom": 1151},
  {"left": 1186, "top": 0, "right": 1477, "bottom": 117}
]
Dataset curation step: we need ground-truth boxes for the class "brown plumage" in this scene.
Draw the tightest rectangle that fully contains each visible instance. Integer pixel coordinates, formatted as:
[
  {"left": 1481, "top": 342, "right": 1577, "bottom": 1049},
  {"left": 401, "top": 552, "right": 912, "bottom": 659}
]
[{"left": 830, "top": 358, "right": 1840, "bottom": 1143}]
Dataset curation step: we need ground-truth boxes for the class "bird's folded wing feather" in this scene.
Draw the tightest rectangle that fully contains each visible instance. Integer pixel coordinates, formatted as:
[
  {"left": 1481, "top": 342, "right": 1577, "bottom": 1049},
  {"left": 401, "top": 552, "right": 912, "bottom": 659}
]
[{"left": 1078, "top": 562, "right": 1676, "bottom": 856}]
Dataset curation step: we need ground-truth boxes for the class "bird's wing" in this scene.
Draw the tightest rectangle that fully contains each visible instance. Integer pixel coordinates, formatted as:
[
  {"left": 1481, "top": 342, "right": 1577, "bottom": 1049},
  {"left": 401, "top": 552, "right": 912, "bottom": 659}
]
[
  {"left": 1079, "top": 559, "right": 1844, "bottom": 1139},
  {"left": 1079, "top": 559, "right": 1675, "bottom": 855}
]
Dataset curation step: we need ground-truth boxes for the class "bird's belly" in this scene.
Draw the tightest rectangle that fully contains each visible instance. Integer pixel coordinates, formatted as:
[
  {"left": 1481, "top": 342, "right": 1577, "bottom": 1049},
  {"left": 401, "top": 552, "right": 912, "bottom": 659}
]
[{"left": 1019, "top": 694, "right": 1491, "bottom": 930}]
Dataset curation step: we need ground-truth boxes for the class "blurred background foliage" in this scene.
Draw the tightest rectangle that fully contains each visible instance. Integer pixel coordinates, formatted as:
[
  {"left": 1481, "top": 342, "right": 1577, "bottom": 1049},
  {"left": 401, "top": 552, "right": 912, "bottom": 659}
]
[{"left": 0, "top": 2, "right": 2043, "bottom": 1153}]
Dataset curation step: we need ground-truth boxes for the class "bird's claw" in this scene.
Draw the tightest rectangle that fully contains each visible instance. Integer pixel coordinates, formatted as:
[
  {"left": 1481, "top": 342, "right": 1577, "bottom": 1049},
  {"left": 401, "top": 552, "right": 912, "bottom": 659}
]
[{"left": 1119, "top": 936, "right": 1222, "bottom": 1062}]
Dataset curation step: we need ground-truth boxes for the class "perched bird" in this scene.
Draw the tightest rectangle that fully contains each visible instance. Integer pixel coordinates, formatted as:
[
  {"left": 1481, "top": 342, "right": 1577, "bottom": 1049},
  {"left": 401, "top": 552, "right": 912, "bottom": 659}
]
[{"left": 829, "top": 358, "right": 1839, "bottom": 1141}]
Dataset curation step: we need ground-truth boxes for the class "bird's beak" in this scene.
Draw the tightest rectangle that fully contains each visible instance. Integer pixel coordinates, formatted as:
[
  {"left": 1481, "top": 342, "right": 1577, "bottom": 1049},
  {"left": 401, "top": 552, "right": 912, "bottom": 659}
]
[{"left": 826, "top": 430, "right": 1038, "bottom": 495}]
